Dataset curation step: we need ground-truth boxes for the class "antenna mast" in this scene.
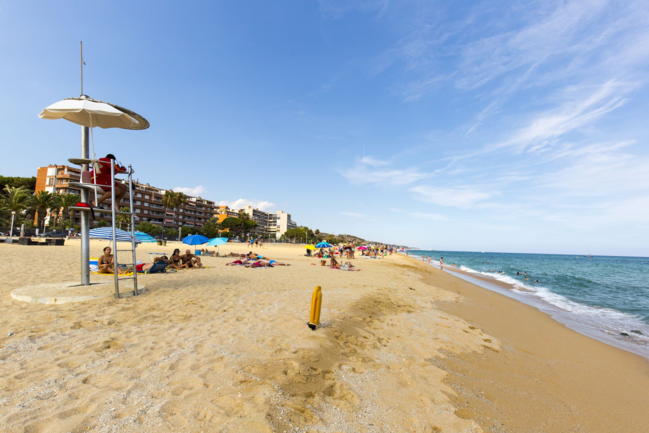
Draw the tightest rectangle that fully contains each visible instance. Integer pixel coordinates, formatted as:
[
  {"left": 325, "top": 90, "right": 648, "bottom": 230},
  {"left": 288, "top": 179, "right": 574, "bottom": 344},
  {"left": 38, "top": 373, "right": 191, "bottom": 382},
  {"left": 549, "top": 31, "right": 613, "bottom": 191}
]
[{"left": 80, "top": 41, "right": 83, "bottom": 96}]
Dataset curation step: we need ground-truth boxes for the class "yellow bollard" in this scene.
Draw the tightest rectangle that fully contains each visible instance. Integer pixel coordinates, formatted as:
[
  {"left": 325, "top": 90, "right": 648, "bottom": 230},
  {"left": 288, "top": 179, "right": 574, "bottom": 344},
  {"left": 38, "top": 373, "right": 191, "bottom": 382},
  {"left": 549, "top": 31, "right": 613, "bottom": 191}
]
[{"left": 308, "top": 286, "right": 322, "bottom": 330}]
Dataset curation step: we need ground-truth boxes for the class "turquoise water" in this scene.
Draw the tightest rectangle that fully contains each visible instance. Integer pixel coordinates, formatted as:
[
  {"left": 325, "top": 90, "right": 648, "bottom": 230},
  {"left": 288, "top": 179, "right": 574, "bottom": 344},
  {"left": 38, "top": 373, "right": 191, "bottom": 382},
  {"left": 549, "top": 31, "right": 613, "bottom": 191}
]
[{"left": 406, "top": 250, "right": 649, "bottom": 357}]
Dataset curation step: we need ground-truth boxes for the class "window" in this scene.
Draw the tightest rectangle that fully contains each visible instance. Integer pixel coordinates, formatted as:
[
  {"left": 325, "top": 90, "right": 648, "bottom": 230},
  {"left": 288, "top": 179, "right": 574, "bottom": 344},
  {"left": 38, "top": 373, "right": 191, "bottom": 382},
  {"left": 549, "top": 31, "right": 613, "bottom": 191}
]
[
  {"left": 144, "top": 203, "right": 149, "bottom": 207},
  {"left": 144, "top": 195, "right": 149, "bottom": 199}
]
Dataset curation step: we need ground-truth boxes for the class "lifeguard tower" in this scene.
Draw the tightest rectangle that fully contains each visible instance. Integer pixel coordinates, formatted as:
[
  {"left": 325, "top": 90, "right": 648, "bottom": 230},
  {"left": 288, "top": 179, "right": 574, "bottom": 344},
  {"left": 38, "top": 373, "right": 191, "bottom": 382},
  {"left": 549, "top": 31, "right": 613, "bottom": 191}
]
[{"left": 36, "top": 42, "right": 150, "bottom": 299}]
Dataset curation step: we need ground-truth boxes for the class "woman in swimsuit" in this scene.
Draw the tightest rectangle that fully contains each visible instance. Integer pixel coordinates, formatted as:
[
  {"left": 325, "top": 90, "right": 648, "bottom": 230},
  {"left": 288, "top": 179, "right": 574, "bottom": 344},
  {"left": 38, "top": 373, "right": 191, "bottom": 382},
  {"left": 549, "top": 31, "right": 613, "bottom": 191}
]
[{"left": 169, "top": 249, "right": 189, "bottom": 270}]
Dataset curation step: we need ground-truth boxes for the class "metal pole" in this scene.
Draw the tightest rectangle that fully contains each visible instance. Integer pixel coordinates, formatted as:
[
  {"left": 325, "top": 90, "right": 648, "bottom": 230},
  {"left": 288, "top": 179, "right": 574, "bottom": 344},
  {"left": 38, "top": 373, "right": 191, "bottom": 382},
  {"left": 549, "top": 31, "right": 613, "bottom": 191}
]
[
  {"left": 80, "top": 124, "right": 90, "bottom": 285},
  {"left": 128, "top": 165, "right": 138, "bottom": 296},
  {"left": 111, "top": 160, "right": 119, "bottom": 298},
  {"left": 80, "top": 41, "right": 83, "bottom": 96}
]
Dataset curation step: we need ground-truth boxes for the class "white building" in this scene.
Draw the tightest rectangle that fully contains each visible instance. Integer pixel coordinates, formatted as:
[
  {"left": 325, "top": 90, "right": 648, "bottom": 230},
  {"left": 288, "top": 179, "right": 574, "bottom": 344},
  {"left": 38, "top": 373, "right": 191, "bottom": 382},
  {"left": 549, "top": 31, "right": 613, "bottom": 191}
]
[{"left": 241, "top": 206, "right": 297, "bottom": 239}]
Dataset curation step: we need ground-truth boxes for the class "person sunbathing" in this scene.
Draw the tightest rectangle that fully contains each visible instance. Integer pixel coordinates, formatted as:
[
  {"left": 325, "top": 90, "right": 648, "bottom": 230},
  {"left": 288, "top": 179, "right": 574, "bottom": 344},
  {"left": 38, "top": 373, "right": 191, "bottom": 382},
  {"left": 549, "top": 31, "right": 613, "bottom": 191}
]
[
  {"left": 97, "top": 246, "right": 128, "bottom": 274},
  {"left": 256, "top": 259, "right": 290, "bottom": 266},
  {"left": 340, "top": 261, "right": 361, "bottom": 271},
  {"left": 181, "top": 249, "right": 203, "bottom": 269},
  {"left": 226, "top": 258, "right": 251, "bottom": 266},
  {"left": 329, "top": 256, "right": 339, "bottom": 268},
  {"left": 200, "top": 248, "right": 216, "bottom": 255},
  {"left": 168, "top": 249, "right": 189, "bottom": 269}
]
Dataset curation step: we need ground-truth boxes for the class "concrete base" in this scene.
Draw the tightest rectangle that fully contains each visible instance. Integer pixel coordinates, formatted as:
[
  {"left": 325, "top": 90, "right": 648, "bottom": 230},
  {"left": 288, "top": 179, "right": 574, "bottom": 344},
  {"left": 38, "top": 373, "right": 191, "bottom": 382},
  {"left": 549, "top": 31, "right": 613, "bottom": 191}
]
[{"left": 11, "top": 281, "right": 146, "bottom": 305}]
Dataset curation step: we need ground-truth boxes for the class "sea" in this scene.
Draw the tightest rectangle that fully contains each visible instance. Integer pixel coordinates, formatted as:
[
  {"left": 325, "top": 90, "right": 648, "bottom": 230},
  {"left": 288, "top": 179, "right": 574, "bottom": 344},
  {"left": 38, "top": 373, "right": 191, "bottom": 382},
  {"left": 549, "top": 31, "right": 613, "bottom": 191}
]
[{"left": 404, "top": 250, "right": 649, "bottom": 359}]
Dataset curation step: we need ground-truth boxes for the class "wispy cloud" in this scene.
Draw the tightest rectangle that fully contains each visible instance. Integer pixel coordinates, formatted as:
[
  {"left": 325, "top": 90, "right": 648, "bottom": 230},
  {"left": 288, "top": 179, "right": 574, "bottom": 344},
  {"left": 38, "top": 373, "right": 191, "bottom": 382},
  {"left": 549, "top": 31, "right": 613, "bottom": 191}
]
[
  {"left": 410, "top": 185, "right": 494, "bottom": 208},
  {"left": 173, "top": 185, "right": 207, "bottom": 197},
  {"left": 339, "top": 161, "right": 432, "bottom": 186},
  {"left": 361, "top": 156, "right": 390, "bottom": 166},
  {"left": 494, "top": 80, "right": 632, "bottom": 153},
  {"left": 217, "top": 199, "right": 277, "bottom": 212}
]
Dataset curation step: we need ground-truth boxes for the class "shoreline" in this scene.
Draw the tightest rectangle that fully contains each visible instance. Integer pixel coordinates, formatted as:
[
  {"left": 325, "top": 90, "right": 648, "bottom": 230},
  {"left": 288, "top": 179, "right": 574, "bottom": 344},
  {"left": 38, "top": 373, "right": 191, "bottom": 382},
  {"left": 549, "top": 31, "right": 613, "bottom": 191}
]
[
  {"left": 402, "top": 253, "right": 649, "bottom": 432},
  {"left": 404, "top": 252, "right": 649, "bottom": 360}
]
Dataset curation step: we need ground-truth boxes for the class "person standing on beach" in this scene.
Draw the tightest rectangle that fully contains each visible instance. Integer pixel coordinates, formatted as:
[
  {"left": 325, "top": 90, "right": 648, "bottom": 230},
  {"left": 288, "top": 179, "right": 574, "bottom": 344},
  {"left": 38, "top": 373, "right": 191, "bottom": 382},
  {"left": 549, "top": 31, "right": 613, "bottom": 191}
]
[{"left": 440, "top": 257, "right": 444, "bottom": 270}]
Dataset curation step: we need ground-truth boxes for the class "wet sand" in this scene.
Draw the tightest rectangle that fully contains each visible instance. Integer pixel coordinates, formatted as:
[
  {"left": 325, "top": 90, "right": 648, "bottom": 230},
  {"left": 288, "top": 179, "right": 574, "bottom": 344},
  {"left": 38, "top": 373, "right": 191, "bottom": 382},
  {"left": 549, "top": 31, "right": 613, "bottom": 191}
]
[{"left": 402, "top": 255, "right": 649, "bottom": 432}]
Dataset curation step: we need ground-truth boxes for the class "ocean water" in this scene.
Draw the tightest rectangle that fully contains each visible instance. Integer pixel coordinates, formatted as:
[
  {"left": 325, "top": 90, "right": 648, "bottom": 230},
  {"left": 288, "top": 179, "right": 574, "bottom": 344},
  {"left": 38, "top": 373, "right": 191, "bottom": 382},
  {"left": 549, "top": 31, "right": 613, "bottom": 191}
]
[{"left": 405, "top": 250, "right": 649, "bottom": 358}]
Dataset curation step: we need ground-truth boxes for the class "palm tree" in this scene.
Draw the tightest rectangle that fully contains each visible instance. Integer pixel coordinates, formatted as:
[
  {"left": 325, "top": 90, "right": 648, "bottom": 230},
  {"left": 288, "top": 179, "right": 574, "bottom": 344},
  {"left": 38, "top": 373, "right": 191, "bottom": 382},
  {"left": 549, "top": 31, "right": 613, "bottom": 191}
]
[
  {"left": 116, "top": 207, "right": 131, "bottom": 230},
  {"left": 171, "top": 192, "right": 187, "bottom": 237},
  {"left": 30, "top": 190, "right": 54, "bottom": 232},
  {"left": 57, "top": 192, "right": 80, "bottom": 225},
  {"left": 3, "top": 186, "right": 30, "bottom": 214},
  {"left": 161, "top": 190, "right": 177, "bottom": 240}
]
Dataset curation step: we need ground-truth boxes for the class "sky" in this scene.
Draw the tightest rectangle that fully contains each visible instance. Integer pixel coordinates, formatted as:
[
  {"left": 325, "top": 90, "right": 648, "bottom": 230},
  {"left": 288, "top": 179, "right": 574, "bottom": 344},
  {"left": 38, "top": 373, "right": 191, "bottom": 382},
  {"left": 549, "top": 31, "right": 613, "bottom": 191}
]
[{"left": 1, "top": 0, "right": 649, "bottom": 256}]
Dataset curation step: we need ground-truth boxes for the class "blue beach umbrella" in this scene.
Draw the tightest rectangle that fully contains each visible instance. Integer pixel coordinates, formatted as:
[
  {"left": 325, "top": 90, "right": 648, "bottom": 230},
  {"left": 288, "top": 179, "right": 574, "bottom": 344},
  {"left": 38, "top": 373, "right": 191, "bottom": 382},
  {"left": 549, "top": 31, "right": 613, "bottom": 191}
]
[
  {"left": 183, "top": 234, "right": 209, "bottom": 245},
  {"left": 89, "top": 227, "right": 141, "bottom": 243},
  {"left": 315, "top": 242, "right": 332, "bottom": 248},
  {"left": 133, "top": 231, "right": 156, "bottom": 243},
  {"left": 207, "top": 237, "right": 228, "bottom": 247}
]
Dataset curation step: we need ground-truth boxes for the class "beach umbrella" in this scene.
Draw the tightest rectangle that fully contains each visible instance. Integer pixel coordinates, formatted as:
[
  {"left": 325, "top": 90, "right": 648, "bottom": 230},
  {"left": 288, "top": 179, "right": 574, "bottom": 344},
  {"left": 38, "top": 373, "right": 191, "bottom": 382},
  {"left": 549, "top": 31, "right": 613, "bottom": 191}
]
[
  {"left": 315, "top": 242, "right": 332, "bottom": 248},
  {"left": 207, "top": 237, "right": 228, "bottom": 255},
  {"left": 90, "top": 227, "right": 141, "bottom": 243},
  {"left": 39, "top": 97, "right": 149, "bottom": 130},
  {"left": 183, "top": 234, "right": 209, "bottom": 245},
  {"left": 305, "top": 245, "right": 316, "bottom": 250},
  {"left": 133, "top": 231, "right": 156, "bottom": 243},
  {"left": 357, "top": 246, "right": 368, "bottom": 250},
  {"left": 207, "top": 237, "right": 228, "bottom": 247}
]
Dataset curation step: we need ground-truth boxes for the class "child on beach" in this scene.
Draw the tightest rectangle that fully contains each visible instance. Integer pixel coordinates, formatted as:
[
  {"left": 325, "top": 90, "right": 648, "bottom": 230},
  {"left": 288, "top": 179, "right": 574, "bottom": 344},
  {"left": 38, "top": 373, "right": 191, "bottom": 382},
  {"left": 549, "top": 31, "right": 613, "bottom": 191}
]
[{"left": 440, "top": 257, "right": 444, "bottom": 270}]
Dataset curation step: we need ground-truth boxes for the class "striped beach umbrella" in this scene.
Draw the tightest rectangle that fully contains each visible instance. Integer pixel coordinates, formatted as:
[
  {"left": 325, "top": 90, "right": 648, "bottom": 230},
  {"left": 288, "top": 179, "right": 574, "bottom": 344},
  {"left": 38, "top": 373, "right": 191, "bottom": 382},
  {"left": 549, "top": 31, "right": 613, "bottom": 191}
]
[{"left": 89, "top": 227, "right": 141, "bottom": 243}]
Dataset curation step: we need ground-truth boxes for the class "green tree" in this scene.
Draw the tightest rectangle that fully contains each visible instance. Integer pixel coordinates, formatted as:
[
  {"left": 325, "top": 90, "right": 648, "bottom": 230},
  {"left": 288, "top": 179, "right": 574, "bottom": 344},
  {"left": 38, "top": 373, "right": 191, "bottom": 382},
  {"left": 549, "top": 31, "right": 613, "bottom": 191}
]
[
  {"left": 1, "top": 186, "right": 30, "bottom": 226},
  {"left": 136, "top": 221, "right": 158, "bottom": 235},
  {"left": 97, "top": 220, "right": 109, "bottom": 228},
  {"left": 116, "top": 207, "right": 131, "bottom": 230},
  {"left": 0, "top": 176, "right": 37, "bottom": 192},
  {"left": 29, "top": 190, "right": 54, "bottom": 232},
  {"left": 202, "top": 217, "right": 221, "bottom": 239},
  {"left": 57, "top": 192, "right": 80, "bottom": 223}
]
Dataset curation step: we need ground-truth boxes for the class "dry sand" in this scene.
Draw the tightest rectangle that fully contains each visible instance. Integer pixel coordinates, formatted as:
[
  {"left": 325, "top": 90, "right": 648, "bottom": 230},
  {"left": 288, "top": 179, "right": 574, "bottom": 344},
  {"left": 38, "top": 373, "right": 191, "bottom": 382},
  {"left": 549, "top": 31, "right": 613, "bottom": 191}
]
[{"left": 0, "top": 241, "right": 647, "bottom": 432}]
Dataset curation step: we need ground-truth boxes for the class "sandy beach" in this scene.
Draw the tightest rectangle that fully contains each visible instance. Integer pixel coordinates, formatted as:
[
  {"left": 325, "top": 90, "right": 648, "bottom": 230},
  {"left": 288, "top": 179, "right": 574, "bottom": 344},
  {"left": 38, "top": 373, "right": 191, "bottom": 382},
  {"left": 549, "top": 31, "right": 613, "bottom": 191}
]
[{"left": 1, "top": 241, "right": 648, "bottom": 432}]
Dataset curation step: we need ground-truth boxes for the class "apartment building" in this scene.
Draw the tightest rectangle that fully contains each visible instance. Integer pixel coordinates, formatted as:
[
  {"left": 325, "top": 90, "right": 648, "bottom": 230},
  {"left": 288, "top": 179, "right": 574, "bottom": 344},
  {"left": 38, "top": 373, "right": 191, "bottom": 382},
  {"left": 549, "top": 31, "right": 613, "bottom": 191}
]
[
  {"left": 36, "top": 164, "right": 82, "bottom": 195},
  {"left": 214, "top": 205, "right": 240, "bottom": 223},
  {"left": 35, "top": 164, "right": 217, "bottom": 230},
  {"left": 241, "top": 205, "right": 297, "bottom": 239}
]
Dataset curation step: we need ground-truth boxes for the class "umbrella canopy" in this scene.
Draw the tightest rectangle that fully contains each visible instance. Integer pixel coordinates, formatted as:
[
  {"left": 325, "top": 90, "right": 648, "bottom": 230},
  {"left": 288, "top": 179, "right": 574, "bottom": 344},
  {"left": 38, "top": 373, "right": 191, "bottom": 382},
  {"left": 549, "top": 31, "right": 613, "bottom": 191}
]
[
  {"left": 133, "top": 231, "right": 156, "bottom": 243},
  {"left": 207, "top": 237, "right": 229, "bottom": 247},
  {"left": 183, "top": 234, "right": 209, "bottom": 245},
  {"left": 90, "top": 227, "right": 141, "bottom": 243},
  {"left": 39, "top": 96, "right": 150, "bottom": 130},
  {"left": 305, "top": 245, "right": 316, "bottom": 250},
  {"left": 357, "top": 246, "right": 368, "bottom": 250},
  {"left": 315, "top": 242, "right": 332, "bottom": 248}
]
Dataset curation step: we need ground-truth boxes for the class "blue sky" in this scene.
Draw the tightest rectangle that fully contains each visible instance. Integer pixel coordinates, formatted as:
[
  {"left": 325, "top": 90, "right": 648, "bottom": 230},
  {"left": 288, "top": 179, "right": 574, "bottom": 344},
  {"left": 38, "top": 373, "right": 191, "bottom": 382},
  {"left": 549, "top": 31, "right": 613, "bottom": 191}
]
[{"left": 1, "top": 0, "right": 649, "bottom": 255}]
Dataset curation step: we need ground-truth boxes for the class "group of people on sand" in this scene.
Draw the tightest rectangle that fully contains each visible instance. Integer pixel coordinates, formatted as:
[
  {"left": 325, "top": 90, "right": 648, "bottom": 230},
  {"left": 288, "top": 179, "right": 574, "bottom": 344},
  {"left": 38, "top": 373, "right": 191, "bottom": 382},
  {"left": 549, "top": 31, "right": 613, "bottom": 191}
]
[
  {"left": 97, "top": 247, "right": 204, "bottom": 274},
  {"left": 246, "top": 237, "right": 263, "bottom": 248},
  {"left": 225, "top": 251, "right": 290, "bottom": 268}
]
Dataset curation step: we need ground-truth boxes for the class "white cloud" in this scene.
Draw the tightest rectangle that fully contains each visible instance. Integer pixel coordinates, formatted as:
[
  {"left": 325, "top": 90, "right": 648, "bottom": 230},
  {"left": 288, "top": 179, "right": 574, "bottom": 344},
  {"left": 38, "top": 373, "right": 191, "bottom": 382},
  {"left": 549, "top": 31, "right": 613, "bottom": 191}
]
[
  {"left": 495, "top": 80, "right": 632, "bottom": 153},
  {"left": 217, "top": 199, "right": 277, "bottom": 212},
  {"left": 340, "top": 165, "right": 431, "bottom": 186},
  {"left": 361, "top": 156, "right": 390, "bottom": 166},
  {"left": 173, "top": 185, "right": 207, "bottom": 197},
  {"left": 410, "top": 185, "right": 493, "bottom": 208}
]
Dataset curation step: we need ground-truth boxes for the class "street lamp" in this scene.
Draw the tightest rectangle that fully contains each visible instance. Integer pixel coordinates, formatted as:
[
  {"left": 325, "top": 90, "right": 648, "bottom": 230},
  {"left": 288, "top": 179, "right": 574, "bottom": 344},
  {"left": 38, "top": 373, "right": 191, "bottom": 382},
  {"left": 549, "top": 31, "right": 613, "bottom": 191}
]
[{"left": 10, "top": 211, "right": 16, "bottom": 237}]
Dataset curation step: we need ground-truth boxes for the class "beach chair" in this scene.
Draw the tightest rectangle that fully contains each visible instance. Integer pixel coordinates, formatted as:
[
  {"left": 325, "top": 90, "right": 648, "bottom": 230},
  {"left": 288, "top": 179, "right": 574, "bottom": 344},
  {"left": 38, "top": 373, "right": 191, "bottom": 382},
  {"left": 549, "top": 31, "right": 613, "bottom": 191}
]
[{"left": 142, "top": 262, "right": 168, "bottom": 274}]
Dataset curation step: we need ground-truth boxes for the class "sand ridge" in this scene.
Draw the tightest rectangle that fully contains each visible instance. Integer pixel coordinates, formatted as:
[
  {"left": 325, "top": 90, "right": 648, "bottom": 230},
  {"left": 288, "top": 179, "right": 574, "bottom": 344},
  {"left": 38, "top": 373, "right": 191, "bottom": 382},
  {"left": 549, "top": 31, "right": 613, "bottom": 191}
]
[{"left": 0, "top": 241, "right": 496, "bottom": 432}]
